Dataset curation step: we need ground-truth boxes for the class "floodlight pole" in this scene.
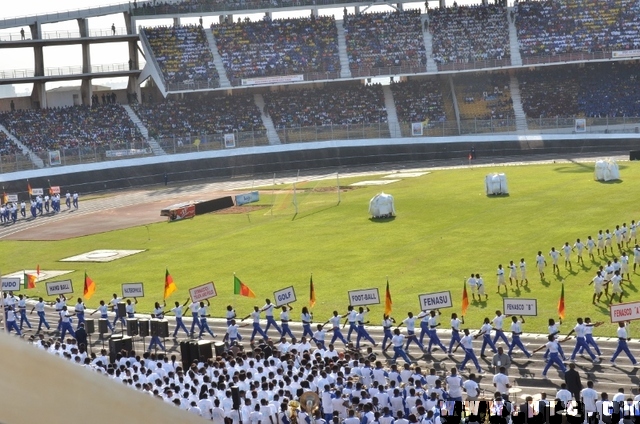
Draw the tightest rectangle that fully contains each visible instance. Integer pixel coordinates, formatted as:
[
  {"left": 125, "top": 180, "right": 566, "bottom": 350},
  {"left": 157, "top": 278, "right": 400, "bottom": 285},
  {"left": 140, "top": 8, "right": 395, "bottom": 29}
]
[
  {"left": 337, "top": 172, "right": 341, "bottom": 205},
  {"left": 271, "top": 173, "right": 275, "bottom": 216},
  {"left": 293, "top": 183, "right": 298, "bottom": 215}
]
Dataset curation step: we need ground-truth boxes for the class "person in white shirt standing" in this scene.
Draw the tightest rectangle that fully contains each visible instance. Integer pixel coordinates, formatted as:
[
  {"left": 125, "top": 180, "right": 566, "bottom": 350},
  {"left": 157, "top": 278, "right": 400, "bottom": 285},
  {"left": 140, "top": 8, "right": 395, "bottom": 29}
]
[
  {"left": 496, "top": 264, "right": 507, "bottom": 295},
  {"left": 609, "top": 270, "right": 625, "bottom": 304},
  {"left": 467, "top": 274, "right": 478, "bottom": 302},
  {"left": 536, "top": 251, "right": 547, "bottom": 279},
  {"left": 445, "top": 367, "right": 464, "bottom": 401},
  {"left": 586, "top": 236, "right": 596, "bottom": 261},
  {"left": 492, "top": 366, "right": 511, "bottom": 402},
  {"left": 549, "top": 247, "right": 561, "bottom": 274},
  {"left": 519, "top": 258, "right": 529, "bottom": 286},
  {"left": 573, "top": 239, "right": 585, "bottom": 266},
  {"left": 580, "top": 381, "right": 598, "bottom": 421},
  {"left": 462, "top": 373, "right": 480, "bottom": 400},
  {"left": 508, "top": 261, "right": 519, "bottom": 289},
  {"left": 610, "top": 321, "right": 638, "bottom": 365},
  {"left": 562, "top": 242, "right": 573, "bottom": 270},
  {"left": 555, "top": 384, "right": 573, "bottom": 404}
]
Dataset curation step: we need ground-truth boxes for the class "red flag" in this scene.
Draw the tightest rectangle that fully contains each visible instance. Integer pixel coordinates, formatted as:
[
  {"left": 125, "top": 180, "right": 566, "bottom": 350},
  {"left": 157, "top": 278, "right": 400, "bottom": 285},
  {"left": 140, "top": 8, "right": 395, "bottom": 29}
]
[
  {"left": 309, "top": 274, "right": 316, "bottom": 308},
  {"left": 461, "top": 278, "right": 469, "bottom": 316},
  {"left": 27, "top": 182, "right": 32, "bottom": 196},
  {"left": 36, "top": 264, "right": 40, "bottom": 276},
  {"left": 233, "top": 275, "right": 256, "bottom": 298},
  {"left": 384, "top": 279, "right": 392, "bottom": 316},
  {"left": 164, "top": 268, "right": 177, "bottom": 299},
  {"left": 2, "top": 192, "right": 7, "bottom": 204},
  {"left": 558, "top": 282, "right": 565, "bottom": 320},
  {"left": 468, "top": 153, "right": 472, "bottom": 160},
  {"left": 84, "top": 272, "right": 96, "bottom": 299}
]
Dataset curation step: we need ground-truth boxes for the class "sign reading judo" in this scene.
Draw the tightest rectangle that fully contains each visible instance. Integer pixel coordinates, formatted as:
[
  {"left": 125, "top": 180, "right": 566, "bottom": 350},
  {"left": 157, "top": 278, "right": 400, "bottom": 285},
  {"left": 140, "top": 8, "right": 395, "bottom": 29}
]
[
  {"left": 368, "top": 192, "right": 396, "bottom": 219},
  {"left": 418, "top": 291, "right": 452, "bottom": 310},
  {"left": 1, "top": 278, "right": 21, "bottom": 291},
  {"left": 122, "top": 283, "right": 145, "bottom": 298},
  {"left": 45, "top": 279, "right": 74, "bottom": 296},
  {"left": 348, "top": 288, "right": 380, "bottom": 306},
  {"left": 503, "top": 298, "right": 537, "bottom": 316},
  {"left": 189, "top": 282, "right": 217, "bottom": 303},
  {"left": 273, "top": 286, "right": 297, "bottom": 307}
]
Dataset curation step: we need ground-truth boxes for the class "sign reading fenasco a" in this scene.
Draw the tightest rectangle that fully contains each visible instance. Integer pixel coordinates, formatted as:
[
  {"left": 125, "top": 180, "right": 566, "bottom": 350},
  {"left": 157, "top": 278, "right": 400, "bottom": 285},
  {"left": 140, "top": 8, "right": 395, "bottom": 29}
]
[
  {"left": 610, "top": 301, "right": 640, "bottom": 323},
  {"left": 418, "top": 291, "right": 453, "bottom": 310},
  {"left": 503, "top": 298, "right": 538, "bottom": 316},
  {"left": 273, "top": 286, "right": 297, "bottom": 307},
  {"left": 122, "top": 283, "right": 145, "bottom": 298},
  {"left": 45, "top": 279, "right": 73, "bottom": 296},
  {"left": 348, "top": 288, "right": 380, "bottom": 306},
  {"left": 189, "top": 282, "right": 217, "bottom": 303}
]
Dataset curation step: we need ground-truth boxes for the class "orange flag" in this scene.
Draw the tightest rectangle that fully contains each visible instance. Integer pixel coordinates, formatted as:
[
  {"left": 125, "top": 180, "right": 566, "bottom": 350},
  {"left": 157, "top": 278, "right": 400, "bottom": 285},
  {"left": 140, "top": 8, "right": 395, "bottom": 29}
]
[
  {"left": 27, "top": 182, "right": 32, "bottom": 196},
  {"left": 36, "top": 264, "right": 40, "bottom": 276},
  {"left": 233, "top": 274, "right": 256, "bottom": 298},
  {"left": 309, "top": 274, "right": 316, "bottom": 308},
  {"left": 558, "top": 282, "right": 565, "bottom": 320},
  {"left": 23, "top": 272, "right": 37, "bottom": 289},
  {"left": 164, "top": 268, "right": 177, "bottom": 299},
  {"left": 384, "top": 279, "right": 392, "bottom": 316},
  {"left": 84, "top": 272, "right": 96, "bottom": 300},
  {"left": 461, "top": 278, "right": 469, "bottom": 316}
]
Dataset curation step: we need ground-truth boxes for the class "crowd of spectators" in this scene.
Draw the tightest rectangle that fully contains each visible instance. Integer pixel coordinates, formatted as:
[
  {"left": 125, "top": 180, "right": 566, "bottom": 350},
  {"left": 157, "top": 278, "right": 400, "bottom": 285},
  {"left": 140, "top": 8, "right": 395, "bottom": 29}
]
[
  {"left": 390, "top": 79, "right": 447, "bottom": 125},
  {"left": 0, "top": 104, "right": 144, "bottom": 152},
  {"left": 212, "top": 16, "right": 341, "bottom": 81},
  {"left": 131, "top": 0, "right": 316, "bottom": 16},
  {"left": 263, "top": 84, "right": 387, "bottom": 128},
  {"left": 344, "top": 10, "right": 426, "bottom": 73},
  {"left": 429, "top": 4, "right": 510, "bottom": 66},
  {"left": 0, "top": 131, "right": 20, "bottom": 156},
  {"left": 455, "top": 73, "right": 513, "bottom": 121},
  {"left": 142, "top": 25, "right": 219, "bottom": 88},
  {"left": 518, "top": 62, "right": 640, "bottom": 118},
  {"left": 132, "top": 93, "right": 265, "bottom": 139},
  {"left": 515, "top": 0, "right": 640, "bottom": 57}
]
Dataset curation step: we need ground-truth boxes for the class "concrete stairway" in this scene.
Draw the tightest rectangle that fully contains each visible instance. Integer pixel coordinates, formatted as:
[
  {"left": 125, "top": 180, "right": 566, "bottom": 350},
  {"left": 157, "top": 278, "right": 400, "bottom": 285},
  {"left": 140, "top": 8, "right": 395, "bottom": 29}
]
[
  {"left": 253, "top": 94, "right": 281, "bottom": 145},
  {"left": 0, "top": 124, "right": 44, "bottom": 168},
  {"left": 122, "top": 105, "right": 167, "bottom": 155},
  {"left": 507, "top": 7, "right": 523, "bottom": 66},
  {"left": 509, "top": 75, "right": 529, "bottom": 133},
  {"left": 335, "top": 20, "right": 352, "bottom": 79},
  {"left": 381, "top": 85, "right": 402, "bottom": 138},
  {"left": 421, "top": 15, "right": 439, "bottom": 73},
  {"left": 204, "top": 27, "right": 232, "bottom": 88}
]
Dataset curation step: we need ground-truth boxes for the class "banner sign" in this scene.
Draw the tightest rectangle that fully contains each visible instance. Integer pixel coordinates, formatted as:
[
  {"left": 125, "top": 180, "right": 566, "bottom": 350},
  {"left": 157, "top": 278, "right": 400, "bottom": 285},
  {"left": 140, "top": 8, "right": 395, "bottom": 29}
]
[
  {"left": 273, "top": 286, "right": 297, "bottom": 307},
  {"left": 49, "top": 186, "right": 60, "bottom": 195},
  {"left": 122, "top": 282, "right": 144, "bottom": 298},
  {"left": 241, "top": 74, "right": 303, "bottom": 86},
  {"left": 348, "top": 288, "right": 380, "bottom": 306},
  {"left": 105, "top": 148, "right": 151, "bottom": 158},
  {"left": 7, "top": 194, "right": 18, "bottom": 202},
  {"left": 168, "top": 204, "right": 196, "bottom": 221},
  {"left": 31, "top": 188, "right": 44, "bottom": 196},
  {"left": 574, "top": 118, "right": 586, "bottom": 133},
  {"left": 612, "top": 50, "right": 640, "bottom": 58},
  {"left": 224, "top": 134, "right": 235, "bottom": 148},
  {"left": 49, "top": 150, "right": 61, "bottom": 166},
  {"left": 503, "top": 298, "right": 538, "bottom": 316},
  {"left": 45, "top": 279, "right": 73, "bottom": 296},
  {"left": 411, "top": 122, "right": 423, "bottom": 136},
  {"left": 418, "top": 290, "right": 452, "bottom": 310},
  {"left": 1, "top": 278, "right": 21, "bottom": 292},
  {"left": 189, "top": 281, "right": 217, "bottom": 303},
  {"left": 610, "top": 301, "right": 640, "bottom": 323},
  {"left": 235, "top": 191, "right": 259, "bottom": 206}
]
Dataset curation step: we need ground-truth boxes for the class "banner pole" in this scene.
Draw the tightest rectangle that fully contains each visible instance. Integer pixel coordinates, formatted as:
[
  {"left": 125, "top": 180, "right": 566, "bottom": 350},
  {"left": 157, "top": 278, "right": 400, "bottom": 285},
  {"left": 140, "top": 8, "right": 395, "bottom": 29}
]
[
  {"left": 337, "top": 172, "right": 341, "bottom": 205},
  {"left": 0, "top": 270, "right": 6, "bottom": 333},
  {"left": 271, "top": 173, "right": 275, "bottom": 216}
]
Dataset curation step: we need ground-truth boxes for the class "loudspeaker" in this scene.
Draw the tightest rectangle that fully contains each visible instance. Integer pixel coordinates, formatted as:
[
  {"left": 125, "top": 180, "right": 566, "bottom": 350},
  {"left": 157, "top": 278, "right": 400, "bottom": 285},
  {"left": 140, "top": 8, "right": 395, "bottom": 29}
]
[
  {"left": 189, "top": 341, "right": 200, "bottom": 364},
  {"left": 180, "top": 340, "right": 193, "bottom": 370},
  {"left": 85, "top": 319, "right": 95, "bottom": 334},
  {"left": 197, "top": 340, "right": 214, "bottom": 360},
  {"left": 214, "top": 341, "right": 225, "bottom": 356},
  {"left": 109, "top": 335, "right": 133, "bottom": 363},
  {"left": 126, "top": 318, "right": 138, "bottom": 336},
  {"left": 231, "top": 386, "right": 241, "bottom": 410},
  {"left": 98, "top": 319, "right": 109, "bottom": 334},
  {"left": 117, "top": 303, "right": 126, "bottom": 317},
  {"left": 138, "top": 319, "right": 149, "bottom": 337},
  {"left": 150, "top": 319, "right": 169, "bottom": 337},
  {"left": 630, "top": 150, "right": 640, "bottom": 161}
]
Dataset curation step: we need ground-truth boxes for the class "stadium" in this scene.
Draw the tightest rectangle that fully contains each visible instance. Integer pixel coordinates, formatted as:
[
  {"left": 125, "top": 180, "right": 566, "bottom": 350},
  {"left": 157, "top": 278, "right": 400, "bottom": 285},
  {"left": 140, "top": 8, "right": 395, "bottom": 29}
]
[{"left": 1, "top": 0, "right": 640, "bottom": 421}]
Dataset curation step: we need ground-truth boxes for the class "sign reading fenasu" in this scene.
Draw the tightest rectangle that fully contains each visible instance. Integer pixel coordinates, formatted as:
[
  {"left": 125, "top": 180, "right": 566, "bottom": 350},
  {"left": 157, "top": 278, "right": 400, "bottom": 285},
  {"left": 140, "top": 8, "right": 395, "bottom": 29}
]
[
  {"left": 122, "top": 283, "right": 145, "bottom": 298},
  {"left": 610, "top": 301, "right": 640, "bottom": 323},
  {"left": 348, "top": 288, "right": 380, "bottom": 306},
  {"left": 418, "top": 291, "right": 453, "bottom": 310},
  {"left": 273, "top": 286, "right": 297, "bottom": 307},
  {"left": 503, "top": 298, "right": 538, "bottom": 316},
  {"left": 45, "top": 279, "right": 74, "bottom": 296},
  {"left": 189, "top": 282, "right": 217, "bottom": 303}
]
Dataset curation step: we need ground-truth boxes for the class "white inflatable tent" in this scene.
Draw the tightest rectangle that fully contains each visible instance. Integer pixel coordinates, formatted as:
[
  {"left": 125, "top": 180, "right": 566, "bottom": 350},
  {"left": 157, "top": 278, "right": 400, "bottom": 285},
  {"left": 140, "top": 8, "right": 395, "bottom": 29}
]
[
  {"left": 369, "top": 192, "right": 396, "bottom": 218},
  {"left": 485, "top": 173, "right": 509, "bottom": 195},
  {"left": 594, "top": 158, "right": 620, "bottom": 181}
]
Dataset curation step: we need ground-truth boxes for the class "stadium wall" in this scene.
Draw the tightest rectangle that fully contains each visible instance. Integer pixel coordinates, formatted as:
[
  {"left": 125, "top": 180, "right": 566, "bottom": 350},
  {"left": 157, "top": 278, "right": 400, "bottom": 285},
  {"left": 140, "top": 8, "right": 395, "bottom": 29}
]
[{"left": 1, "top": 134, "right": 638, "bottom": 194}]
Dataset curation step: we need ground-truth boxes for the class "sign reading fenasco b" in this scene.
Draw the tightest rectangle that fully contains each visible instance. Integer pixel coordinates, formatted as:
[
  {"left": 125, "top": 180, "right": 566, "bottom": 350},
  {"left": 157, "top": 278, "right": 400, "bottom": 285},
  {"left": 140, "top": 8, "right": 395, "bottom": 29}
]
[
  {"left": 418, "top": 291, "right": 453, "bottom": 310},
  {"left": 1, "top": 278, "right": 21, "bottom": 292},
  {"left": 189, "top": 282, "right": 217, "bottom": 303},
  {"left": 348, "top": 288, "right": 380, "bottom": 306},
  {"left": 45, "top": 279, "right": 73, "bottom": 296},
  {"left": 122, "top": 283, "right": 145, "bottom": 298},
  {"left": 610, "top": 301, "right": 640, "bottom": 323},
  {"left": 503, "top": 298, "right": 538, "bottom": 316},
  {"left": 274, "top": 286, "right": 297, "bottom": 307}
]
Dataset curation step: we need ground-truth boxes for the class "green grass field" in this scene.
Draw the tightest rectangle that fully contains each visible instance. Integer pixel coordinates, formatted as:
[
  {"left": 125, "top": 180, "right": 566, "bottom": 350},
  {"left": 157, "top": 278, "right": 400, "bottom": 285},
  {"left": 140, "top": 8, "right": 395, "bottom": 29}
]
[{"left": 2, "top": 161, "right": 639, "bottom": 337}]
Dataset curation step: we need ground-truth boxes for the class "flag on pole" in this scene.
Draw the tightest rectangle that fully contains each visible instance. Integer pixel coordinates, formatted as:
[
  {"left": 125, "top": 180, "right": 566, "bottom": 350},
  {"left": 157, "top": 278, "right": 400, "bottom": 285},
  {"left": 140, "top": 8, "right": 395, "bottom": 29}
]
[
  {"left": 461, "top": 278, "right": 469, "bottom": 316},
  {"left": 23, "top": 272, "right": 37, "bottom": 290},
  {"left": 384, "top": 279, "right": 392, "bottom": 316},
  {"left": 309, "top": 274, "right": 316, "bottom": 308},
  {"left": 84, "top": 272, "right": 96, "bottom": 299},
  {"left": 164, "top": 268, "right": 177, "bottom": 299},
  {"left": 233, "top": 274, "right": 256, "bottom": 298},
  {"left": 36, "top": 264, "right": 40, "bottom": 276},
  {"left": 2, "top": 192, "right": 7, "bottom": 204},
  {"left": 468, "top": 153, "right": 472, "bottom": 161},
  {"left": 27, "top": 182, "right": 32, "bottom": 196},
  {"left": 558, "top": 282, "right": 565, "bottom": 320}
]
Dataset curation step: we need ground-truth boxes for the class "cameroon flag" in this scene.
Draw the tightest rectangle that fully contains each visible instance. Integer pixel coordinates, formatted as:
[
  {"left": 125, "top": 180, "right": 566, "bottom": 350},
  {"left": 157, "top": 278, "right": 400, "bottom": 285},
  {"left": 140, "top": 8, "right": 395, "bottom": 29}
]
[
  {"left": 234, "top": 275, "right": 256, "bottom": 298},
  {"left": 164, "top": 268, "right": 177, "bottom": 299}
]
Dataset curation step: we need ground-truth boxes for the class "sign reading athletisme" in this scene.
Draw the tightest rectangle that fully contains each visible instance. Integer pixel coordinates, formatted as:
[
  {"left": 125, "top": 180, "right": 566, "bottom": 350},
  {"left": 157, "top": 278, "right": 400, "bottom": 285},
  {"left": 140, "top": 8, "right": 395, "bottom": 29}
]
[
  {"left": 273, "top": 286, "right": 297, "bottom": 307},
  {"left": 189, "top": 282, "right": 217, "bottom": 303},
  {"left": 348, "top": 288, "right": 380, "bottom": 306},
  {"left": 610, "top": 301, "right": 640, "bottom": 323},
  {"left": 122, "top": 283, "right": 145, "bottom": 298},
  {"left": 418, "top": 291, "right": 453, "bottom": 310},
  {"left": 45, "top": 279, "right": 73, "bottom": 296},
  {"left": 1, "top": 278, "right": 21, "bottom": 291},
  {"left": 503, "top": 298, "right": 538, "bottom": 316}
]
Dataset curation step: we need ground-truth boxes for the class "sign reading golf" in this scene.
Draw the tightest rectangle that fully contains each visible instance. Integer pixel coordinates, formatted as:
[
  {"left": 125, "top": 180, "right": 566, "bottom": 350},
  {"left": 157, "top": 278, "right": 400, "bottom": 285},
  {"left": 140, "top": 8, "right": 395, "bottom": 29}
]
[
  {"left": 503, "top": 298, "right": 538, "bottom": 316},
  {"left": 122, "top": 283, "right": 145, "bottom": 298},
  {"left": 274, "top": 286, "right": 297, "bottom": 307},
  {"left": 348, "top": 288, "right": 380, "bottom": 306},
  {"left": 1, "top": 278, "right": 21, "bottom": 291},
  {"left": 418, "top": 291, "right": 452, "bottom": 309},
  {"left": 46, "top": 279, "right": 74, "bottom": 296},
  {"left": 189, "top": 282, "right": 217, "bottom": 303}
]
